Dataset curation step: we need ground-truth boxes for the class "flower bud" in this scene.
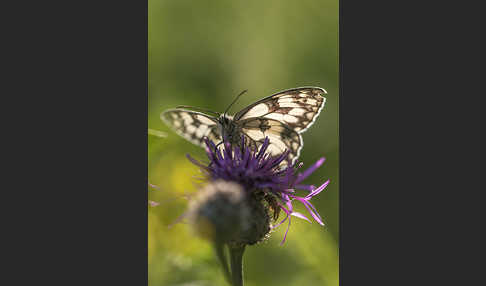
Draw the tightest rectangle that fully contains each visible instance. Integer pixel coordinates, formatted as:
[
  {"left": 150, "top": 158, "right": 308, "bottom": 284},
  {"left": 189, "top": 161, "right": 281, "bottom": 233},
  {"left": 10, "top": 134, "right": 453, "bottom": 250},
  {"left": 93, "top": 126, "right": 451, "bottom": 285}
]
[
  {"left": 187, "top": 180, "right": 250, "bottom": 244},
  {"left": 187, "top": 180, "right": 272, "bottom": 246}
]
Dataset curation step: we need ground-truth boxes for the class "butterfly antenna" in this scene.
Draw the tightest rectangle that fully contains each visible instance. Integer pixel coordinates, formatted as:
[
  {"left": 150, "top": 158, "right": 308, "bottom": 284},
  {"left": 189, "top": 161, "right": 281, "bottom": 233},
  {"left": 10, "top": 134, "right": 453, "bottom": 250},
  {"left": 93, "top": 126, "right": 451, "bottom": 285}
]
[
  {"left": 223, "top": 89, "right": 248, "bottom": 118},
  {"left": 176, "top": 105, "right": 221, "bottom": 117}
]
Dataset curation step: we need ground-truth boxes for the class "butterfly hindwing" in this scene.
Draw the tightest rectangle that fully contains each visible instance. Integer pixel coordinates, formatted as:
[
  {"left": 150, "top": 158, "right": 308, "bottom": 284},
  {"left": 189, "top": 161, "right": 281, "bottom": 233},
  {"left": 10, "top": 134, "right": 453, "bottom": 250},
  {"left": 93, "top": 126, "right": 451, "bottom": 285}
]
[
  {"left": 240, "top": 118, "right": 303, "bottom": 166},
  {"left": 234, "top": 87, "right": 326, "bottom": 133},
  {"left": 160, "top": 109, "right": 221, "bottom": 147}
]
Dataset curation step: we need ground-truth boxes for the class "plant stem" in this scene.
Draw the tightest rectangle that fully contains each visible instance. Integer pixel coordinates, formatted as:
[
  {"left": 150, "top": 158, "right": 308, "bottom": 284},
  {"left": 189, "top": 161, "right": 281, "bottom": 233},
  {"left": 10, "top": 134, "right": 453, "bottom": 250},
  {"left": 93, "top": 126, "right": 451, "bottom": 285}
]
[
  {"left": 213, "top": 242, "right": 232, "bottom": 285},
  {"left": 228, "top": 244, "right": 246, "bottom": 286}
]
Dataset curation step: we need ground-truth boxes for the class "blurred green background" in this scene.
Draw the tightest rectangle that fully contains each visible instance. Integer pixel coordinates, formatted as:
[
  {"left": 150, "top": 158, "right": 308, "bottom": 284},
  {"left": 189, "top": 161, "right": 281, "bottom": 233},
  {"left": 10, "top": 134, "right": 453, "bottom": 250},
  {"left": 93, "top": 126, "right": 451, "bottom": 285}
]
[{"left": 148, "top": 0, "right": 338, "bottom": 285}]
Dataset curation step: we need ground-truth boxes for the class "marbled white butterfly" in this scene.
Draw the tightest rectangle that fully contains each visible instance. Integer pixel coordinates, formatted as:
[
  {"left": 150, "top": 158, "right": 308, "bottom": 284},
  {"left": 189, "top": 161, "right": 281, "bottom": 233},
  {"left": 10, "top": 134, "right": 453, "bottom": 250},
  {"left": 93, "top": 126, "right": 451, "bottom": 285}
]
[{"left": 161, "top": 87, "right": 326, "bottom": 166}]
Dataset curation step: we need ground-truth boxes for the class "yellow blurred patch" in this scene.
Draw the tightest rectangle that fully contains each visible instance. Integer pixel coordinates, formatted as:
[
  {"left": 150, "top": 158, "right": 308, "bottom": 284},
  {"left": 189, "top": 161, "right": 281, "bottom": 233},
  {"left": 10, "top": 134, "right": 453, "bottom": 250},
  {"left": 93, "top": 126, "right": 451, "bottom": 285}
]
[
  {"left": 148, "top": 212, "right": 159, "bottom": 264},
  {"left": 287, "top": 223, "right": 339, "bottom": 286},
  {"left": 169, "top": 157, "right": 200, "bottom": 194}
]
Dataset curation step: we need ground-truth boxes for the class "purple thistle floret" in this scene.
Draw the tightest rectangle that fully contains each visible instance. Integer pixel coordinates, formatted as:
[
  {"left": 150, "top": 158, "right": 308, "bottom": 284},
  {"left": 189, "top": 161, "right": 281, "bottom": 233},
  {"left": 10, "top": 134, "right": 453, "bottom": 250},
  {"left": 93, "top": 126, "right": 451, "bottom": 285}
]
[{"left": 187, "top": 137, "right": 330, "bottom": 245}]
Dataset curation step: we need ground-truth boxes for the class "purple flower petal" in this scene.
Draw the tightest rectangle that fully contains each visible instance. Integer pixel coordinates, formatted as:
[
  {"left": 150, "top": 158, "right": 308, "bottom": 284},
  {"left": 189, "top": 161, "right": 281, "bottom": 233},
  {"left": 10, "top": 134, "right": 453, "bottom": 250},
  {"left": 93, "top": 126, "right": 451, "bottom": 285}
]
[
  {"left": 272, "top": 213, "right": 289, "bottom": 229},
  {"left": 280, "top": 216, "right": 291, "bottom": 246},
  {"left": 301, "top": 200, "right": 324, "bottom": 226},
  {"left": 149, "top": 200, "right": 159, "bottom": 207},
  {"left": 186, "top": 154, "right": 210, "bottom": 170},
  {"left": 256, "top": 138, "right": 270, "bottom": 160},
  {"left": 276, "top": 200, "right": 291, "bottom": 215},
  {"left": 285, "top": 198, "right": 293, "bottom": 212},
  {"left": 291, "top": 212, "right": 311, "bottom": 223},
  {"left": 148, "top": 183, "right": 160, "bottom": 190},
  {"left": 295, "top": 157, "right": 326, "bottom": 184},
  {"left": 306, "top": 179, "right": 330, "bottom": 199},
  {"left": 295, "top": 184, "right": 316, "bottom": 192}
]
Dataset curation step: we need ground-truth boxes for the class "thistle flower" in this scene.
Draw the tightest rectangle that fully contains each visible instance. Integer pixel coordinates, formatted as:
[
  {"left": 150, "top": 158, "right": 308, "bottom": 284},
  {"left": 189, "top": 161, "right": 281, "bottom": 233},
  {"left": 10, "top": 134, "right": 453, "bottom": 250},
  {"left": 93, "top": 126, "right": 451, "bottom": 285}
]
[{"left": 187, "top": 136, "right": 329, "bottom": 245}]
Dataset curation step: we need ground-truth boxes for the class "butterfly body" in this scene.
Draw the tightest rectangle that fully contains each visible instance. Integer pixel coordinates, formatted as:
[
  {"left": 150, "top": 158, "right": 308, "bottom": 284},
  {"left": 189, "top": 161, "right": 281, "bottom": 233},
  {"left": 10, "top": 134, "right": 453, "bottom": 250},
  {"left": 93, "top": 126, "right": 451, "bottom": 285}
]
[
  {"left": 161, "top": 87, "right": 326, "bottom": 166},
  {"left": 217, "top": 115, "right": 241, "bottom": 145}
]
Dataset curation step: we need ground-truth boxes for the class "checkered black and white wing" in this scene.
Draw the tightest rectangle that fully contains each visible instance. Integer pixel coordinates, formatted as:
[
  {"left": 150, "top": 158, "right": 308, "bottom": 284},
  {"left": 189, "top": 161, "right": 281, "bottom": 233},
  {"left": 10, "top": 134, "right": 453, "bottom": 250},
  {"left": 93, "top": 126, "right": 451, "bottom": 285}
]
[
  {"left": 234, "top": 87, "right": 327, "bottom": 133},
  {"left": 239, "top": 118, "right": 303, "bottom": 166},
  {"left": 235, "top": 87, "right": 326, "bottom": 165},
  {"left": 161, "top": 109, "right": 222, "bottom": 147}
]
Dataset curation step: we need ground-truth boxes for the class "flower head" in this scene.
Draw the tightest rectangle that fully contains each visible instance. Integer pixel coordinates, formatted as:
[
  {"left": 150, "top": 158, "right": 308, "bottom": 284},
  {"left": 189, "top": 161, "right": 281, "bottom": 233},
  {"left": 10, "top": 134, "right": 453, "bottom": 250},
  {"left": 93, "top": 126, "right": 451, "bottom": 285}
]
[{"left": 187, "top": 137, "right": 329, "bottom": 244}]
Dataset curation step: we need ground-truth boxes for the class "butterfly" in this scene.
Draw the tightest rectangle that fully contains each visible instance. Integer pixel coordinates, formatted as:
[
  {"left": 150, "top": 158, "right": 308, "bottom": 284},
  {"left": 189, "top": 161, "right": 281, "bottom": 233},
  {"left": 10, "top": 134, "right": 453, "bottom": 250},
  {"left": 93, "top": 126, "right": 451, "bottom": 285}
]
[{"left": 161, "top": 87, "right": 326, "bottom": 166}]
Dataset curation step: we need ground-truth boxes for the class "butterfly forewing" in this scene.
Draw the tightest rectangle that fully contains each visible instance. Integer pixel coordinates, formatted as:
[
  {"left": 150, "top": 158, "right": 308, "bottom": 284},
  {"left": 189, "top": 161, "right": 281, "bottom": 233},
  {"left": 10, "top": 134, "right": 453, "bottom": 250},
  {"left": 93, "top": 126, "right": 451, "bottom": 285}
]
[
  {"left": 160, "top": 109, "right": 222, "bottom": 147},
  {"left": 234, "top": 87, "right": 326, "bottom": 133}
]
